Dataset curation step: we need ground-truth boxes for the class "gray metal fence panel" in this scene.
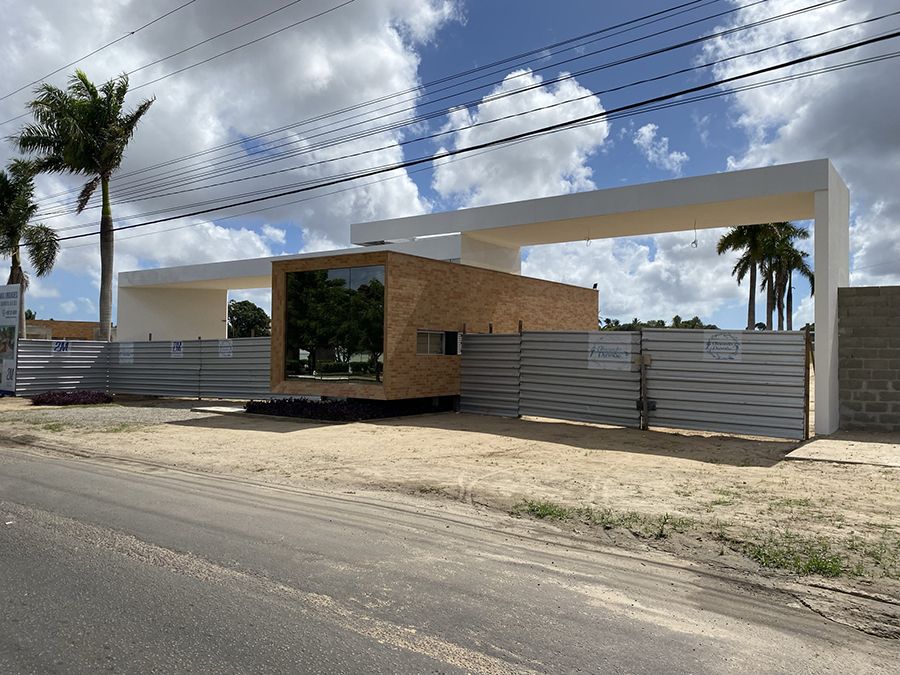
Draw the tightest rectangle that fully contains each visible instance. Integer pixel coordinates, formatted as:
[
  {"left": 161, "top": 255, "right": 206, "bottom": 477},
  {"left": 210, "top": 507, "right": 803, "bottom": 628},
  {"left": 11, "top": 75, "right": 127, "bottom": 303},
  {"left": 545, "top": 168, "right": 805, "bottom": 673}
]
[
  {"left": 519, "top": 331, "right": 641, "bottom": 428},
  {"left": 15, "top": 339, "right": 108, "bottom": 396},
  {"left": 198, "top": 338, "right": 274, "bottom": 399},
  {"left": 109, "top": 340, "right": 202, "bottom": 398},
  {"left": 460, "top": 334, "right": 521, "bottom": 417},
  {"left": 642, "top": 328, "right": 807, "bottom": 439}
]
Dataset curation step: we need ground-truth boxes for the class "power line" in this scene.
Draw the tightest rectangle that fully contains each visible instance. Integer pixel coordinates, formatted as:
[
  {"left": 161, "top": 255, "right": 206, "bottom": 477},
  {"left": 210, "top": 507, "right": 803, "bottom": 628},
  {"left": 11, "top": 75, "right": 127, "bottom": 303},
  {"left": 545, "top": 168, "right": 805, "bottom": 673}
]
[
  {"left": 38, "top": 0, "right": 848, "bottom": 217},
  {"left": 0, "top": 0, "right": 202, "bottom": 104},
  {"left": 47, "top": 29, "right": 900, "bottom": 245},
  {"left": 32, "top": 0, "right": 726, "bottom": 209}
]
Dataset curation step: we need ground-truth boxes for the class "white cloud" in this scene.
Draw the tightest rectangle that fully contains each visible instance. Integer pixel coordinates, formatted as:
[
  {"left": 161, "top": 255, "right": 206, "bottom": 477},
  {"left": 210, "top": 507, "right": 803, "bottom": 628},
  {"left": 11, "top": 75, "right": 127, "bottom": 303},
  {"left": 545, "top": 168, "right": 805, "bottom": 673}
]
[
  {"left": 632, "top": 123, "right": 689, "bottom": 175},
  {"left": 701, "top": 0, "right": 900, "bottom": 288},
  {"left": 0, "top": 0, "right": 461, "bottom": 300},
  {"left": 431, "top": 69, "right": 609, "bottom": 207},
  {"left": 59, "top": 300, "right": 77, "bottom": 315},
  {"left": 261, "top": 224, "right": 286, "bottom": 245},
  {"left": 522, "top": 227, "right": 744, "bottom": 325},
  {"left": 78, "top": 297, "right": 96, "bottom": 313}
]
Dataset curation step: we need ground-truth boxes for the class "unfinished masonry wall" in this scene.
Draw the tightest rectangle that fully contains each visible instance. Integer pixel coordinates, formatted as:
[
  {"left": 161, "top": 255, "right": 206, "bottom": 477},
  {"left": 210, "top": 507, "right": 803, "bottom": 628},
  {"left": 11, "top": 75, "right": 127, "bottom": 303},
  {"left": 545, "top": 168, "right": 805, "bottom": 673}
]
[{"left": 838, "top": 286, "right": 900, "bottom": 432}]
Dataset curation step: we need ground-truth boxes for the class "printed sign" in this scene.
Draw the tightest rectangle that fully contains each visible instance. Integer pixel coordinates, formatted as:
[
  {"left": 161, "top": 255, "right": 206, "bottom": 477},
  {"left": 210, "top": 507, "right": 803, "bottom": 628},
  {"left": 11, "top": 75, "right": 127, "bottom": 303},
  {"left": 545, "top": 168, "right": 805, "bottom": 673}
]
[
  {"left": 703, "top": 331, "right": 742, "bottom": 362},
  {"left": 171, "top": 340, "right": 184, "bottom": 358},
  {"left": 0, "top": 284, "right": 20, "bottom": 394},
  {"left": 218, "top": 339, "right": 233, "bottom": 358},
  {"left": 119, "top": 342, "right": 134, "bottom": 364},
  {"left": 587, "top": 333, "right": 634, "bottom": 371},
  {"left": 52, "top": 341, "right": 70, "bottom": 354}
]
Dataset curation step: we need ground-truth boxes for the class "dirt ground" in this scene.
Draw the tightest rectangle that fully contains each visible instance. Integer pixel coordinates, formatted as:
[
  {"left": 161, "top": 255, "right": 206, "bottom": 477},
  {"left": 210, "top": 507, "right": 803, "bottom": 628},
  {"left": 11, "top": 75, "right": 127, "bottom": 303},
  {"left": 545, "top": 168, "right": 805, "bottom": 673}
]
[{"left": 2, "top": 393, "right": 898, "bottom": 608}]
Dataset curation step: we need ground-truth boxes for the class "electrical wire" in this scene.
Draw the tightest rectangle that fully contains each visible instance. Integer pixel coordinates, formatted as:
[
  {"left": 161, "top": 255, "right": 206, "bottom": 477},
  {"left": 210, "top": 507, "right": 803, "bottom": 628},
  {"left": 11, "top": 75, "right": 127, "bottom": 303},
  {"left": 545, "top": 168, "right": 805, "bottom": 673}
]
[
  {"left": 46, "top": 29, "right": 900, "bottom": 246},
  {"left": 0, "top": 0, "right": 202, "bottom": 104},
  {"left": 36, "top": 0, "right": 852, "bottom": 217},
  {"left": 30, "top": 0, "right": 727, "bottom": 209}
]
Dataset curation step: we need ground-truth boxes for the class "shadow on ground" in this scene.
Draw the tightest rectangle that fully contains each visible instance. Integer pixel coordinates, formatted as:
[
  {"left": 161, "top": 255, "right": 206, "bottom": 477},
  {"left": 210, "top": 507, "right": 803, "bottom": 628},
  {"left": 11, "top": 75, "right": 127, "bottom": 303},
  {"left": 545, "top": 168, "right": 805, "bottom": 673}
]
[
  {"left": 358, "top": 412, "right": 797, "bottom": 468},
  {"left": 165, "top": 414, "right": 334, "bottom": 433}
]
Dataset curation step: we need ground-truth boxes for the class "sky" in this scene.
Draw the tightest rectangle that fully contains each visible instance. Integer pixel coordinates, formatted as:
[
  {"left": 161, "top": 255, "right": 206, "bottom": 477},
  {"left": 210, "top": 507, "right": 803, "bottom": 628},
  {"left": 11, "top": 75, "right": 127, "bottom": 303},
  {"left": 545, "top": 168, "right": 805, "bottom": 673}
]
[{"left": 1, "top": 0, "right": 898, "bottom": 330}]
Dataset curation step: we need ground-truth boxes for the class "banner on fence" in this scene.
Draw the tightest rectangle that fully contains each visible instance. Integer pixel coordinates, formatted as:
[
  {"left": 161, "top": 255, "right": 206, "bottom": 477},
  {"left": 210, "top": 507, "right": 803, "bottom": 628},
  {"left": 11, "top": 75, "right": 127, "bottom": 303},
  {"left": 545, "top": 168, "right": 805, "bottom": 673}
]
[
  {"left": 587, "top": 333, "right": 634, "bottom": 371},
  {"left": 0, "top": 284, "right": 20, "bottom": 394}
]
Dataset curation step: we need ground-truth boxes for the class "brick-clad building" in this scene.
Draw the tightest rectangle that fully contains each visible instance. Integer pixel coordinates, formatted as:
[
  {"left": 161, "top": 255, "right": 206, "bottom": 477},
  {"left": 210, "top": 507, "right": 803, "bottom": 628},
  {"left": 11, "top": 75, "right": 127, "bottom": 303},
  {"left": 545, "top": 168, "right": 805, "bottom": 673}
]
[
  {"left": 25, "top": 320, "right": 103, "bottom": 341},
  {"left": 270, "top": 250, "right": 597, "bottom": 400}
]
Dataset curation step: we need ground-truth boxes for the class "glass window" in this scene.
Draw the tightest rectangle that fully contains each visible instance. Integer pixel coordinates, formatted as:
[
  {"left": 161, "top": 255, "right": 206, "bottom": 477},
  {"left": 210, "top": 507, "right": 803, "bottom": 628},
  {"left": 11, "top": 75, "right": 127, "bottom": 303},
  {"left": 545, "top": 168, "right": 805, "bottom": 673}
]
[
  {"left": 284, "top": 265, "right": 384, "bottom": 383},
  {"left": 417, "top": 330, "right": 445, "bottom": 355}
]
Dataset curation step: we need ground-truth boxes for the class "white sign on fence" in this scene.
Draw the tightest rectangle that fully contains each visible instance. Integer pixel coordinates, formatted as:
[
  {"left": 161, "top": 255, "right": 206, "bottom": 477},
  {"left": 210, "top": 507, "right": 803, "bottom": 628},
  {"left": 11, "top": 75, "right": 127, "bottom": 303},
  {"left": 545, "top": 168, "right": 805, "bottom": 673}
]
[
  {"left": 119, "top": 342, "right": 134, "bottom": 364},
  {"left": 587, "top": 333, "right": 634, "bottom": 371},
  {"left": 218, "top": 339, "right": 233, "bottom": 358},
  {"left": 703, "top": 331, "right": 742, "bottom": 362},
  {"left": 171, "top": 340, "right": 184, "bottom": 358},
  {"left": 0, "top": 284, "right": 20, "bottom": 394}
]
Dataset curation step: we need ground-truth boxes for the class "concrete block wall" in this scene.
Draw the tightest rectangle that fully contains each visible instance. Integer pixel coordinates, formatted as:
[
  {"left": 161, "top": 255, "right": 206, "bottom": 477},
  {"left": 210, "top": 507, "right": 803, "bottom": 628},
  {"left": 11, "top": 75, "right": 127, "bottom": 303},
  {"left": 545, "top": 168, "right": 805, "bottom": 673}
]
[{"left": 838, "top": 286, "right": 900, "bottom": 431}]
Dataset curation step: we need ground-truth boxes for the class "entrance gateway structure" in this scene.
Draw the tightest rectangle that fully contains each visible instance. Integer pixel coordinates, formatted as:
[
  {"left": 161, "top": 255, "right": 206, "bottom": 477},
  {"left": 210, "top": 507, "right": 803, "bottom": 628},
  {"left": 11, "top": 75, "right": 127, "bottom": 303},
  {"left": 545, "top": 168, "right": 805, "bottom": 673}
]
[{"left": 117, "top": 159, "right": 849, "bottom": 434}]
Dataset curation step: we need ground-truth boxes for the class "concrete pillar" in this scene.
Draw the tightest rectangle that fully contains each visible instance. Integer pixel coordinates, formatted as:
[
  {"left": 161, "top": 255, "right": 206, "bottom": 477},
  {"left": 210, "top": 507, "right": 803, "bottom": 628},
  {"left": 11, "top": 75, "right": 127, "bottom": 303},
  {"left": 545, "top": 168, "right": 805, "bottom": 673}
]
[{"left": 813, "top": 162, "right": 850, "bottom": 435}]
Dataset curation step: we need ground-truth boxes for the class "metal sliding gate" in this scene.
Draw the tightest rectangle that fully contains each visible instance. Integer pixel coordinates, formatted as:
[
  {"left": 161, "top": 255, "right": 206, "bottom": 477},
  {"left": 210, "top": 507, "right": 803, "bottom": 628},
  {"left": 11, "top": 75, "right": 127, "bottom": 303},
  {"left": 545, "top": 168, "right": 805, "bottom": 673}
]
[{"left": 461, "top": 329, "right": 809, "bottom": 440}]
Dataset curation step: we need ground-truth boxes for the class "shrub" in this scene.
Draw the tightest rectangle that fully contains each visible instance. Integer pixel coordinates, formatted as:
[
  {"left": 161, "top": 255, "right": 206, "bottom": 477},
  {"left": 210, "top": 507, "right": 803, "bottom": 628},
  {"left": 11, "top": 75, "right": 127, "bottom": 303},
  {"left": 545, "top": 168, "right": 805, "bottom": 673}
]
[
  {"left": 31, "top": 390, "right": 113, "bottom": 406},
  {"left": 245, "top": 396, "right": 454, "bottom": 422}
]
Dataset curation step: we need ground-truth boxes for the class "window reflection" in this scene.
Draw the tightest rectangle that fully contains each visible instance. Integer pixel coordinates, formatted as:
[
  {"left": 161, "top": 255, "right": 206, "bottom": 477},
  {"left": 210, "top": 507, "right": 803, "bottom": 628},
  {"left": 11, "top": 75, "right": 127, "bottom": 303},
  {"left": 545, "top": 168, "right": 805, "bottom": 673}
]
[{"left": 285, "top": 265, "right": 384, "bottom": 383}]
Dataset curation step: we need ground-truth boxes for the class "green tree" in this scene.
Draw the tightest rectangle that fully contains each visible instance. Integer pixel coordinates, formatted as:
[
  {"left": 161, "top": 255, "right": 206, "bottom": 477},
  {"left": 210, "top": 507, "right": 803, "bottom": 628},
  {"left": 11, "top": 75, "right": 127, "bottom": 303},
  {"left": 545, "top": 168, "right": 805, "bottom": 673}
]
[
  {"left": 716, "top": 224, "right": 770, "bottom": 330},
  {"left": 10, "top": 70, "right": 154, "bottom": 341},
  {"left": 227, "top": 299, "right": 271, "bottom": 338},
  {"left": 0, "top": 159, "right": 59, "bottom": 337},
  {"left": 758, "top": 223, "right": 812, "bottom": 330},
  {"left": 24, "top": 309, "right": 36, "bottom": 320}
]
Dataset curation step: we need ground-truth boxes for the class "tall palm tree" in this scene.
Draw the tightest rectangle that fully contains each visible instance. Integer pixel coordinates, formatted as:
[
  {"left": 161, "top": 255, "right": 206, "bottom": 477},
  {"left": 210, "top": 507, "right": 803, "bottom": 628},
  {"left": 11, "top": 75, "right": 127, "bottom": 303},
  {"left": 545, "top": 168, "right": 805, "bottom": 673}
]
[
  {"left": 9, "top": 70, "right": 154, "bottom": 341},
  {"left": 0, "top": 159, "right": 59, "bottom": 337},
  {"left": 716, "top": 224, "right": 769, "bottom": 330},
  {"left": 758, "top": 222, "right": 812, "bottom": 330}
]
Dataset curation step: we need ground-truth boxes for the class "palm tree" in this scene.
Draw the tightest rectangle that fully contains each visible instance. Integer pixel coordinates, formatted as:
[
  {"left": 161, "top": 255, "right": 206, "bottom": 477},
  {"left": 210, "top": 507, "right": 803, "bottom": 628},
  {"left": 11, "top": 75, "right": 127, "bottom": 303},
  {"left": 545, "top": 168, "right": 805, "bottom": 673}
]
[
  {"left": 0, "top": 159, "right": 59, "bottom": 337},
  {"left": 9, "top": 70, "right": 154, "bottom": 341},
  {"left": 758, "top": 222, "right": 812, "bottom": 330},
  {"left": 716, "top": 224, "right": 769, "bottom": 330}
]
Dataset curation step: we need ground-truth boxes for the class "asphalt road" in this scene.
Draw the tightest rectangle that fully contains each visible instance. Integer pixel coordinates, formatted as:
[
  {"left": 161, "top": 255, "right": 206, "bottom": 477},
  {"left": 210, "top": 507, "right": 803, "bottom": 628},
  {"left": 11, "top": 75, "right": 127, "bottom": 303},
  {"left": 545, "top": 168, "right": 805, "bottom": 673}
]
[{"left": 0, "top": 446, "right": 894, "bottom": 674}]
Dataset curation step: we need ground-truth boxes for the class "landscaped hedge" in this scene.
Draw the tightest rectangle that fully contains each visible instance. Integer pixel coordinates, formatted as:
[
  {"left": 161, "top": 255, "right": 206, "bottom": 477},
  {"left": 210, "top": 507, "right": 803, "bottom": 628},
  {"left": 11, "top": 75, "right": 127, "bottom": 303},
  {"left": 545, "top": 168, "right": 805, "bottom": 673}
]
[
  {"left": 244, "top": 396, "right": 454, "bottom": 422},
  {"left": 31, "top": 390, "right": 113, "bottom": 406}
]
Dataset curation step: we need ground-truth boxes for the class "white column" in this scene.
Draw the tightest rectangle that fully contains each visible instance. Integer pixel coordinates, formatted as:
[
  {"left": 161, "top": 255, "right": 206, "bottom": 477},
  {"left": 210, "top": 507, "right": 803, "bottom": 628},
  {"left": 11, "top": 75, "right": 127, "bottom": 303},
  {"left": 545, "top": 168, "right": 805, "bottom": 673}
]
[{"left": 813, "top": 162, "right": 850, "bottom": 435}]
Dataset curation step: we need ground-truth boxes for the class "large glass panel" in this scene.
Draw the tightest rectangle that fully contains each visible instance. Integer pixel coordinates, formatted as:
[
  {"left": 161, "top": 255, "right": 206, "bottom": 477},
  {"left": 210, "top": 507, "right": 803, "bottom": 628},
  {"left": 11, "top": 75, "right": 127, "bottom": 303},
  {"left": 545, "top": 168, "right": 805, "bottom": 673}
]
[{"left": 284, "top": 266, "right": 384, "bottom": 383}]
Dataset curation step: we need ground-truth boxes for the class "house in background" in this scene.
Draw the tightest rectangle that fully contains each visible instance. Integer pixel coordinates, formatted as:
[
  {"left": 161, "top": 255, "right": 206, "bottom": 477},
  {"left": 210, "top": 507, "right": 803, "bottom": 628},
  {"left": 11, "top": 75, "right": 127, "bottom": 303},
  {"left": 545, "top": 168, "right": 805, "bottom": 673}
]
[{"left": 25, "top": 320, "right": 114, "bottom": 341}]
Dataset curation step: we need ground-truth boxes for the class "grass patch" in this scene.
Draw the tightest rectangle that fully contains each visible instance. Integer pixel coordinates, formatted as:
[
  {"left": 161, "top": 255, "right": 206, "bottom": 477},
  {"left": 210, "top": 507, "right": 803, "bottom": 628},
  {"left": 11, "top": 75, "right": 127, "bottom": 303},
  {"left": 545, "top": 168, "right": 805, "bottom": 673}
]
[
  {"left": 512, "top": 500, "right": 693, "bottom": 539},
  {"left": 732, "top": 531, "right": 844, "bottom": 577}
]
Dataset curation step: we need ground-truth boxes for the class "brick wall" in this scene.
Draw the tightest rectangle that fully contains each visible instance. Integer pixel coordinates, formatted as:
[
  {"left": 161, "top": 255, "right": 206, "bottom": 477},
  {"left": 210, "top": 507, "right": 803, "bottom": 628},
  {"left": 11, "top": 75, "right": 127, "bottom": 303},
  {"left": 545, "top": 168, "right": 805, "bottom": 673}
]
[
  {"left": 270, "top": 251, "right": 598, "bottom": 399},
  {"left": 838, "top": 286, "right": 900, "bottom": 432},
  {"left": 26, "top": 320, "right": 101, "bottom": 341}
]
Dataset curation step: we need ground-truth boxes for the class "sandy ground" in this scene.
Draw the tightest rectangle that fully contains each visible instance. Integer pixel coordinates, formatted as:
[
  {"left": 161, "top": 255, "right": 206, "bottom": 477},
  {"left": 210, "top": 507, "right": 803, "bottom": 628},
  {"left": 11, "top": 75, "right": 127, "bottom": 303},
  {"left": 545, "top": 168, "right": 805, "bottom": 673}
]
[{"left": 2, "top": 393, "right": 898, "bottom": 609}]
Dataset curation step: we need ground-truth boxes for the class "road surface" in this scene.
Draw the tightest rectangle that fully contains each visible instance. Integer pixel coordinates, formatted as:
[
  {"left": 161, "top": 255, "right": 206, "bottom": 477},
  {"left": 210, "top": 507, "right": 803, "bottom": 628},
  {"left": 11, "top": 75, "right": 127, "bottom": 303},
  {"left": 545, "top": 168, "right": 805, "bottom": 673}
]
[{"left": 0, "top": 446, "right": 894, "bottom": 674}]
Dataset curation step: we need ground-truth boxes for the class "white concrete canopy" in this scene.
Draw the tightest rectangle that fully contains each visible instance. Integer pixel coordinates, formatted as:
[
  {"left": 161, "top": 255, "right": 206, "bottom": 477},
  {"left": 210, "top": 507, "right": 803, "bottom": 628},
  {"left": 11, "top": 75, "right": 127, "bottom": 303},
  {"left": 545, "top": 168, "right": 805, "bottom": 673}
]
[
  {"left": 352, "top": 159, "right": 850, "bottom": 434},
  {"left": 117, "top": 236, "right": 463, "bottom": 343}
]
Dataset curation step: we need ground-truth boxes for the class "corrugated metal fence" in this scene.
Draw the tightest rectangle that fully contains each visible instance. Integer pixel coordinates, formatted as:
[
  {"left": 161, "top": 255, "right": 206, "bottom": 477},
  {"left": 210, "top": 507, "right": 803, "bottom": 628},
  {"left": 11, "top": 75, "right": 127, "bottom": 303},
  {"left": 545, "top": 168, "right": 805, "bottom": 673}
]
[
  {"left": 519, "top": 331, "right": 641, "bottom": 428},
  {"left": 642, "top": 328, "right": 808, "bottom": 439},
  {"left": 461, "top": 329, "right": 808, "bottom": 439},
  {"left": 15, "top": 340, "right": 108, "bottom": 397},
  {"left": 16, "top": 337, "right": 276, "bottom": 400},
  {"left": 459, "top": 334, "right": 520, "bottom": 417}
]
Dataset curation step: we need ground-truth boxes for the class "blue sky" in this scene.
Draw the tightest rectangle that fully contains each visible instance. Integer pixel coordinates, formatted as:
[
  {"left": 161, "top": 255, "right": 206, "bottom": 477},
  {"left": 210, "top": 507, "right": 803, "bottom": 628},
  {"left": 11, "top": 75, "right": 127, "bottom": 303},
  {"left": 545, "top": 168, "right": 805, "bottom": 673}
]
[{"left": 1, "top": 0, "right": 898, "bottom": 330}]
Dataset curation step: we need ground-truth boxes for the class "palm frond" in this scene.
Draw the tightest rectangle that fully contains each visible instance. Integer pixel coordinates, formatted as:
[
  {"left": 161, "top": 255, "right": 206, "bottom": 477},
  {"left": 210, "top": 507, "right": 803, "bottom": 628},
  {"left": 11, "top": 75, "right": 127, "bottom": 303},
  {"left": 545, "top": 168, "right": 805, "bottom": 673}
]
[{"left": 23, "top": 223, "right": 60, "bottom": 277}]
